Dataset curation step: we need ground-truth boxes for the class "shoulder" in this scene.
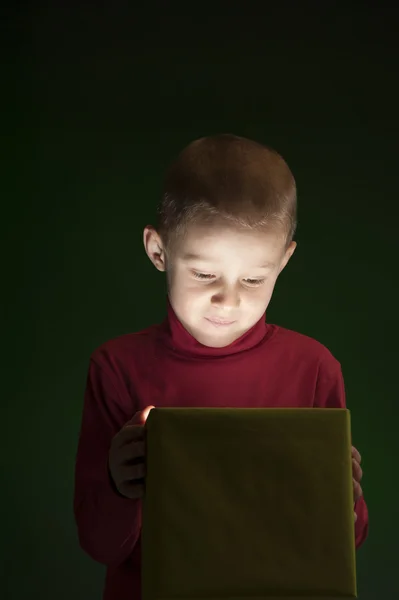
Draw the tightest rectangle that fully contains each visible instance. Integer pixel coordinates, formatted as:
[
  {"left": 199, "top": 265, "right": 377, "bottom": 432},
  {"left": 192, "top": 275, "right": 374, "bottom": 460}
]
[
  {"left": 270, "top": 324, "right": 345, "bottom": 407},
  {"left": 270, "top": 323, "right": 342, "bottom": 374},
  {"left": 89, "top": 321, "right": 161, "bottom": 374}
]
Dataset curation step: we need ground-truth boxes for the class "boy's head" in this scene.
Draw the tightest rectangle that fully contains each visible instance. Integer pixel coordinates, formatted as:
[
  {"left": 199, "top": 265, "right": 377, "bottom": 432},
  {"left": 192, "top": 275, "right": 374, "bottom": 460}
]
[{"left": 144, "top": 134, "right": 297, "bottom": 348}]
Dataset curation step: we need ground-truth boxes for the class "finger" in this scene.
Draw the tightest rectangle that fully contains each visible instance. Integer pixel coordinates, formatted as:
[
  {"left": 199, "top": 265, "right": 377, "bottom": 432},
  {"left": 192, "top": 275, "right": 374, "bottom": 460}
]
[
  {"left": 128, "top": 405, "right": 156, "bottom": 427},
  {"left": 117, "top": 424, "right": 145, "bottom": 446},
  {"left": 353, "top": 479, "right": 363, "bottom": 502},
  {"left": 354, "top": 511, "right": 357, "bottom": 523},
  {"left": 352, "top": 458, "right": 363, "bottom": 483},
  {"left": 351, "top": 446, "right": 361, "bottom": 463},
  {"left": 119, "top": 461, "right": 146, "bottom": 482},
  {"left": 118, "top": 440, "right": 146, "bottom": 463},
  {"left": 119, "top": 480, "right": 145, "bottom": 500},
  {"left": 142, "top": 405, "right": 155, "bottom": 424}
]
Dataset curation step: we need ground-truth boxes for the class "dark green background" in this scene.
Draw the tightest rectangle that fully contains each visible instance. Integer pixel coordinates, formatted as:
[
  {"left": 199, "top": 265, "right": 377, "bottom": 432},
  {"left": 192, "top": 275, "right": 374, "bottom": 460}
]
[{"left": 4, "top": 3, "right": 398, "bottom": 599}]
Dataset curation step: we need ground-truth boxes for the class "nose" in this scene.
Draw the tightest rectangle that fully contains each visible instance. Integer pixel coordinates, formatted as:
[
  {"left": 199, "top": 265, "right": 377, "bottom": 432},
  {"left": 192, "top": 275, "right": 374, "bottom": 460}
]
[{"left": 211, "top": 285, "right": 241, "bottom": 309}]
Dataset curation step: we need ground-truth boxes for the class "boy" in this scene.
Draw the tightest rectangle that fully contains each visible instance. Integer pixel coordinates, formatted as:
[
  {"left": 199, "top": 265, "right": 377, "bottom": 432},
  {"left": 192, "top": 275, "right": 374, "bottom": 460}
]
[{"left": 74, "top": 134, "right": 368, "bottom": 600}]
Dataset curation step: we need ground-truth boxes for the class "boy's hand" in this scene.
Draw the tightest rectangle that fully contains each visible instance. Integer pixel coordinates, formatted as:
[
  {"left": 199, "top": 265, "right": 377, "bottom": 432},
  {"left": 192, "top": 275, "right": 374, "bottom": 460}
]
[
  {"left": 108, "top": 405, "right": 155, "bottom": 499},
  {"left": 352, "top": 445, "right": 363, "bottom": 523}
]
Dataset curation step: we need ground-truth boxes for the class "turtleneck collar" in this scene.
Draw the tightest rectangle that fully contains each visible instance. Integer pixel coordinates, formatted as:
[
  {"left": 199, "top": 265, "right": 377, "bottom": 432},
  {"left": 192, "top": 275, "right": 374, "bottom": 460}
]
[{"left": 158, "top": 296, "right": 271, "bottom": 359}]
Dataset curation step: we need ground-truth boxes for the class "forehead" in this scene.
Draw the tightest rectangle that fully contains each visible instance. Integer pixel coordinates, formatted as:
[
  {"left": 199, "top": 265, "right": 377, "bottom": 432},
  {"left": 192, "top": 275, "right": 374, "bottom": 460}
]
[{"left": 176, "top": 224, "right": 285, "bottom": 265}]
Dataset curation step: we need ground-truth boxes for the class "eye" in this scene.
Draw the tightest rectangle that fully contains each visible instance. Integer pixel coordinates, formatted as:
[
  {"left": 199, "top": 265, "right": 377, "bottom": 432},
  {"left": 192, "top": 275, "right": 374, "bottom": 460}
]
[
  {"left": 192, "top": 271, "right": 215, "bottom": 280},
  {"left": 191, "top": 271, "right": 265, "bottom": 286},
  {"left": 244, "top": 278, "right": 265, "bottom": 286}
]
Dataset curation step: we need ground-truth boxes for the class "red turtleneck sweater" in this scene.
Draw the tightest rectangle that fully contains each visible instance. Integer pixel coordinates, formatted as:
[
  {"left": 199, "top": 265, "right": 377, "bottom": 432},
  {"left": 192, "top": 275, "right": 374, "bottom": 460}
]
[{"left": 74, "top": 298, "right": 369, "bottom": 600}]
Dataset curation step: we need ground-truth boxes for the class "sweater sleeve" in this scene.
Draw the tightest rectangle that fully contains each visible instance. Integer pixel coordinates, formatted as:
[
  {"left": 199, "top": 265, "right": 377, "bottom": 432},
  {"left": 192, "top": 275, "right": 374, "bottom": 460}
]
[
  {"left": 313, "top": 351, "right": 369, "bottom": 550},
  {"left": 73, "top": 357, "right": 142, "bottom": 566}
]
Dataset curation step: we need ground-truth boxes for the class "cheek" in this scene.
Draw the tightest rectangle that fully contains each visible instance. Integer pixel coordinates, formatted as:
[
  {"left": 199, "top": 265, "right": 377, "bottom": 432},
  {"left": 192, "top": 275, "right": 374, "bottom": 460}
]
[
  {"left": 169, "top": 277, "right": 206, "bottom": 308},
  {"left": 263, "top": 280, "right": 276, "bottom": 301},
  {"left": 247, "top": 281, "right": 275, "bottom": 310}
]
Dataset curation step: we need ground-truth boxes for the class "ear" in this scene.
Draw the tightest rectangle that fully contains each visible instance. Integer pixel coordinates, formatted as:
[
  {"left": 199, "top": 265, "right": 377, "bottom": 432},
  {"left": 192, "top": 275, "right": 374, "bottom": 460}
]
[
  {"left": 143, "top": 225, "right": 167, "bottom": 272},
  {"left": 278, "top": 241, "right": 297, "bottom": 274}
]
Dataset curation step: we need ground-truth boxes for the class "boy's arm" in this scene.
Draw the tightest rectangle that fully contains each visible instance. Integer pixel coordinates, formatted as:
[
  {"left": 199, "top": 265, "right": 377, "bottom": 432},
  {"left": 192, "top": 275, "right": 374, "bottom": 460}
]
[
  {"left": 313, "top": 352, "right": 369, "bottom": 549},
  {"left": 73, "top": 357, "right": 141, "bottom": 566}
]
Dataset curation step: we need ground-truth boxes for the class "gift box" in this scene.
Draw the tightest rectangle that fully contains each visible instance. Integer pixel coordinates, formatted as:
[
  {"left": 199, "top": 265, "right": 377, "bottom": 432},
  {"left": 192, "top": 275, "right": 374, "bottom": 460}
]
[{"left": 142, "top": 408, "right": 356, "bottom": 600}]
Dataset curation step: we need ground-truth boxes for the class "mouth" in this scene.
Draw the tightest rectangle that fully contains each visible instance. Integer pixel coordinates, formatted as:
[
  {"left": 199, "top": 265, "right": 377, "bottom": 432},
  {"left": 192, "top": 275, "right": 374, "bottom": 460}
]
[{"left": 205, "top": 317, "right": 236, "bottom": 327}]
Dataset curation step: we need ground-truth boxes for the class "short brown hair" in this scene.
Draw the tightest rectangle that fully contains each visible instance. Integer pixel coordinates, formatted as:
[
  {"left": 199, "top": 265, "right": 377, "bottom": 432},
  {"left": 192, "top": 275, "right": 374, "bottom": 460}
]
[{"left": 156, "top": 134, "right": 297, "bottom": 255}]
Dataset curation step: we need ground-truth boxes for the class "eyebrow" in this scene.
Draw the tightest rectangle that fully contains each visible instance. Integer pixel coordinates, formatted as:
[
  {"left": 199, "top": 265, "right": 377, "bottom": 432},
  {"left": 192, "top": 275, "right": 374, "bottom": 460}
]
[{"left": 182, "top": 253, "right": 276, "bottom": 269}]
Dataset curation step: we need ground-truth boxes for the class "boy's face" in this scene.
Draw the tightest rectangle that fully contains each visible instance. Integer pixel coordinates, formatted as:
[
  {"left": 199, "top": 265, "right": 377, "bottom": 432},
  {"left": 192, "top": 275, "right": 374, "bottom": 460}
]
[{"left": 144, "top": 223, "right": 296, "bottom": 348}]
